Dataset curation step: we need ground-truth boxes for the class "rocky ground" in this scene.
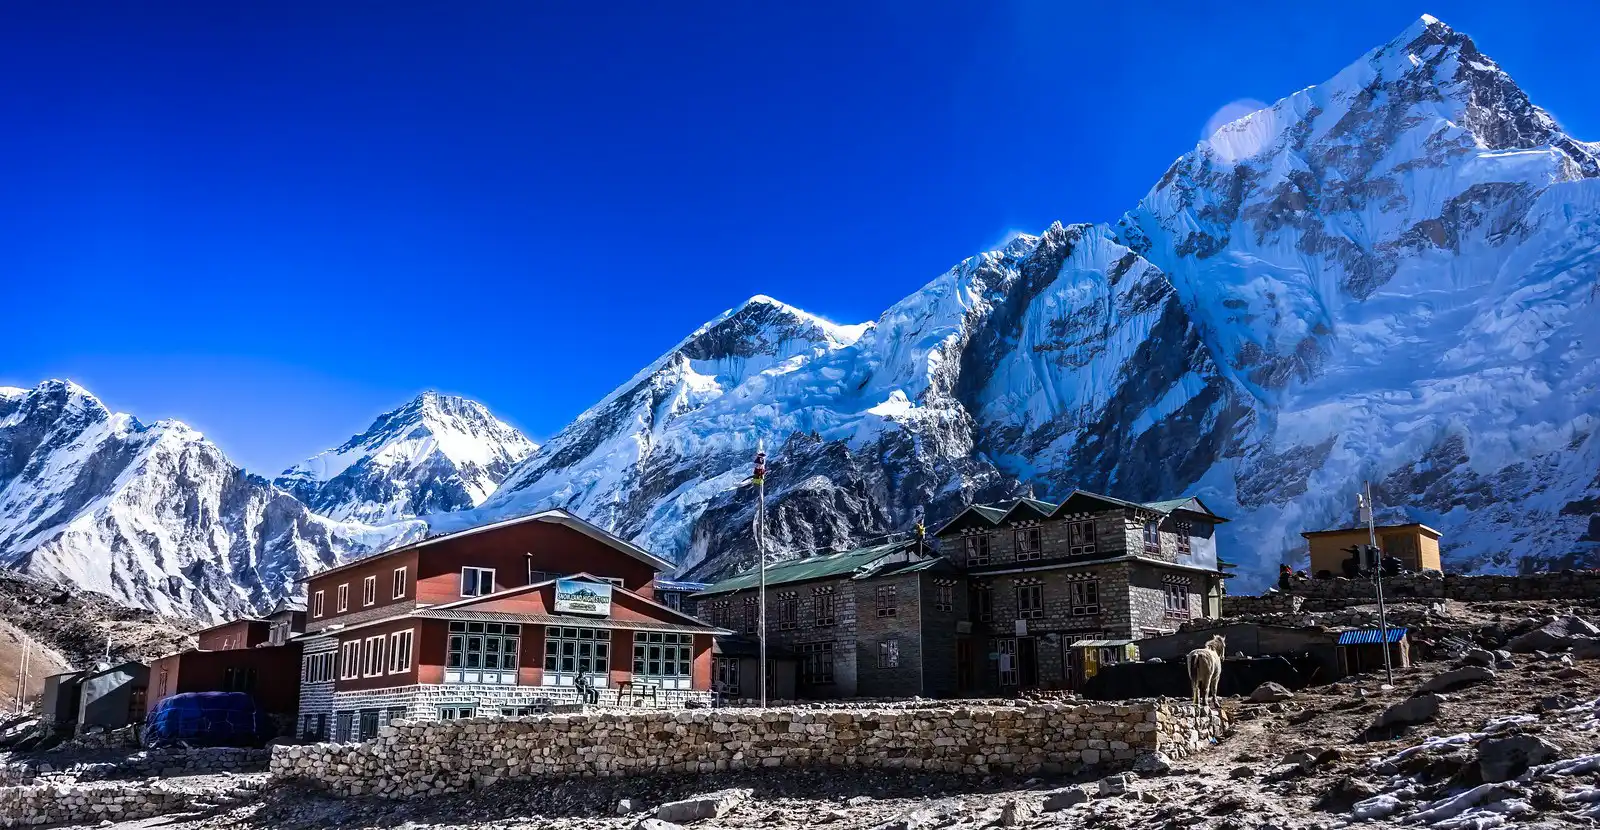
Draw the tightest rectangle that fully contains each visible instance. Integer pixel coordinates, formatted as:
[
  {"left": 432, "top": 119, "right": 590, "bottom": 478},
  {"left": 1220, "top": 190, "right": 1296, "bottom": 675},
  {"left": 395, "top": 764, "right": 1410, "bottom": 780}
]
[
  {"left": 29, "top": 603, "right": 1600, "bottom": 830},
  {"left": 0, "top": 570, "right": 195, "bottom": 670}
]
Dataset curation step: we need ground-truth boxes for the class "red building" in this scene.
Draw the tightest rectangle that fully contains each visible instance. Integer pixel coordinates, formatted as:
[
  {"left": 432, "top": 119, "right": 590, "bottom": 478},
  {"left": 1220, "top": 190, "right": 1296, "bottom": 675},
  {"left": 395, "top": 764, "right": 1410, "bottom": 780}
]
[
  {"left": 147, "top": 600, "right": 309, "bottom": 732},
  {"left": 297, "top": 509, "right": 722, "bottom": 742}
]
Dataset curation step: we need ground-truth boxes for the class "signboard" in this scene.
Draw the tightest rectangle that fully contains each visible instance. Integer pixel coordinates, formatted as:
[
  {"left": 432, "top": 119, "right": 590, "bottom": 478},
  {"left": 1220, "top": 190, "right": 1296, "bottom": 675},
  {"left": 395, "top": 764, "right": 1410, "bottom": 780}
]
[{"left": 554, "top": 579, "right": 613, "bottom": 616}]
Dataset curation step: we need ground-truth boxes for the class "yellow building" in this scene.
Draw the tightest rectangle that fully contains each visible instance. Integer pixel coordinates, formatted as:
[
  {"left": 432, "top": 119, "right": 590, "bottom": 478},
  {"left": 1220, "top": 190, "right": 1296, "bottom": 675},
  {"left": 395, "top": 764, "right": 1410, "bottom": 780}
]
[{"left": 1302, "top": 523, "right": 1442, "bottom": 576}]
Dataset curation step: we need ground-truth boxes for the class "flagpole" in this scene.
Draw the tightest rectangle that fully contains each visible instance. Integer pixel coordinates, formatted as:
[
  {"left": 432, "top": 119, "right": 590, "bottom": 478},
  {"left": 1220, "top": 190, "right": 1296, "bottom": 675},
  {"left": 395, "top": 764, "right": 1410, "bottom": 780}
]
[
  {"left": 1364, "top": 481, "right": 1394, "bottom": 685},
  {"left": 755, "top": 441, "right": 768, "bottom": 709}
]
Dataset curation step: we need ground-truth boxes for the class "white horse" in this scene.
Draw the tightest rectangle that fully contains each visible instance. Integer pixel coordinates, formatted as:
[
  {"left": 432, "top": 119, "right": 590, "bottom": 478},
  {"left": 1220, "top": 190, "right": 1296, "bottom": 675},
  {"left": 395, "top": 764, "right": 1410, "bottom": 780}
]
[{"left": 1186, "top": 634, "right": 1226, "bottom": 708}]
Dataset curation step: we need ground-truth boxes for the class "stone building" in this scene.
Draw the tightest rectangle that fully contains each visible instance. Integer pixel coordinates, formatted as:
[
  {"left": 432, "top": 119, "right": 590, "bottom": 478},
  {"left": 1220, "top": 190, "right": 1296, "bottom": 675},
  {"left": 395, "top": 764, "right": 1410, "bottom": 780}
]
[
  {"left": 935, "top": 490, "right": 1229, "bottom": 691},
  {"left": 694, "top": 539, "right": 966, "bottom": 699}
]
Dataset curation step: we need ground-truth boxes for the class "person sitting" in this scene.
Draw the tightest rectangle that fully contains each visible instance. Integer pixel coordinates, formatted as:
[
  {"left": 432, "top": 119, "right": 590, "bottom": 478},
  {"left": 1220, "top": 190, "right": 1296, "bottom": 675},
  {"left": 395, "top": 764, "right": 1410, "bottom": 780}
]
[{"left": 574, "top": 671, "right": 600, "bottom": 706}]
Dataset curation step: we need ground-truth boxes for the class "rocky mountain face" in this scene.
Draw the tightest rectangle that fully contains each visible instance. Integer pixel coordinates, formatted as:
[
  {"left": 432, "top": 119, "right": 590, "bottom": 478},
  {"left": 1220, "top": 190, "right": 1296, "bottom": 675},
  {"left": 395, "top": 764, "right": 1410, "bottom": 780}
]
[
  {"left": 0, "top": 381, "right": 426, "bottom": 620},
  {"left": 464, "top": 17, "right": 1600, "bottom": 587},
  {"left": 275, "top": 391, "right": 536, "bottom": 525}
]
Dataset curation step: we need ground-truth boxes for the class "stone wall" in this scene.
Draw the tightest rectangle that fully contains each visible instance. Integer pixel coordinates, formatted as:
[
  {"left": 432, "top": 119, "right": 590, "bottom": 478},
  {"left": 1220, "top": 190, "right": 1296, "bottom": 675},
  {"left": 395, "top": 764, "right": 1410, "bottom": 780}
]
[
  {"left": 270, "top": 701, "right": 1230, "bottom": 798},
  {"left": 1255, "top": 571, "right": 1600, "bottom": 611},
  {"left": 0, "top": 775, "right": 266, "bottom": 827},
  {"left": 1220, "top": 592, "right": 1305, "bottom": 617},
  {"left": 0, "top": 747, "right": 270, "bottom": 786}
]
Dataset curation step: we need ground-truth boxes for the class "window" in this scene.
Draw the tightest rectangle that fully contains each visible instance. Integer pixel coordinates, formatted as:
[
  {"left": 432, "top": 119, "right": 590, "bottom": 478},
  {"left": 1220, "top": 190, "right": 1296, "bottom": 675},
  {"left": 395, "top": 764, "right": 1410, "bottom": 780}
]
[
  {"left": 662, "top": 592, "right": 681, "bottom": 611},
  {"left": 302, "top": 713, "right": 328, "bottom": 741},
  {"left": 392, "top": 567, "right": 407, "bottom": 599},
  {"left": 1016, "top": 583, "right": 1043, "bottom": 619},
  {"left": 1015, "top": 527, "right": 1042, "bottom": 561},
  {"left": 222, "top": 666, "right": 257, "bottom": 692},
  {"left": 312, "top": 590, "right": 325, "bottom": 618},
  {"left": 876, "top": 585, "right": 897, "bottom": 617},
  {"left": 934, "top": 583, "right": 954, "bottom": 612},
  {"left": 972, "top": 584, "right": 992, "bottom": 623},
  {"left": 1070, "top": 580, "right": 1101, "bottom": 616},
  {"left": 778, "top": 592, "right": 797, "bottom": 630},
  {"left": 362, "top": 635, "right": 385, "bottom": 677},
  {"left": 362, "top": 575, "right": 377, "bottom": 607},
  {"left": 303, "top": 651, "right": 336, "bottom": 683},
  {"left": 1174, "top": 521, "right": 1193, "bottom": 556},
  {"left": 742, "top": 598, "right": 758, "bottom": 634},
  {"left": 964, "top": 534, "right": 991, "bottom": 566},
  {"left": 460, "top": 567, "right": 495, "bottom": 597},
  {"left": 543, "top": 626, "right": 609, "bottom": 686},
  {"left": 878, "top": 639, "right": 900, "bottom": 668},
  {"left": 713, "top": 656, "right": 740, "bottom": 696},
  {"left": 600, "top": 576, "right": 626, "bottom": 588},
  {"left": 384, "top": 707, "right": 406, "bottom": 725},
  {"left": 632, "top": 632, "right": 694, "bottom": 689},
  {"left": 339, "top": 640, "right": 360, "bottom": 680},
  {"left": 336, "top": 583, "right": 349, "bottom": 612},
  {"left": 269, "top": 619, "right": 291, "bottom": 645},
  {"left": 1165, "top": 584, "right": 1190, "bottom": 616},
  {"left": 438, "top": 705, "right": 475, "bottom": 720},
  {"left": 447, "top": 621, "right": 521, "bottom": 684},
  {"left": 388, "top": 629, "right": 414, "bottom": 673},
  {"left": 813, "top": 587, "right": 836, "bottom": 626},
  {"left": 1143, "top": 521, "right": 1161, "bottom": 553},
  {"left": 500, "top": 706, "right": 539, "bottom": 717},
  {"left": 1068, "top": 521, "right": 1096, "bottom": 556},
  {"left": 799, "top": 641, "right": 835, "bottom": 685}
]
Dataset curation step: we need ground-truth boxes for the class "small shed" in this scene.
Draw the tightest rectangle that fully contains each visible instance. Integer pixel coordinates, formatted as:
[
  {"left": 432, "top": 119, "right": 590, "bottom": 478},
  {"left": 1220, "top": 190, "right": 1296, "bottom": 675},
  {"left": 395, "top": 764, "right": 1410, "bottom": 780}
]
[
  {"left": 38, "top": 671, "right": 87, "bottom": 728},
  {"left": 1337, "top": 627, "right": 1411, "bottom": 676},
  {"left": 78, "top": 661, "right": 149, "bottom": 731},
  {"left": 1066, "top": 639, "right": 1139, "bottom": 689}
]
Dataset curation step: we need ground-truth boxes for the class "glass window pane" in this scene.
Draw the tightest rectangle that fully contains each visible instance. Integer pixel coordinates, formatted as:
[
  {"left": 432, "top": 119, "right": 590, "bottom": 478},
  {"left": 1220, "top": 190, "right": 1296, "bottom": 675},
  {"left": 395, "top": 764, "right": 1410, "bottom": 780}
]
[
  {"left": 633, "top": 660, "right": 645, "bottom": 674},
  {"left": 466, "top": 653, "right": 481, "bottom": 668},
  {"left": 679, "top": 662, "right": 690, "bottom": 676},
  {"left": 562, "top": 641, "right": 576, "bottom": 656},
  {"left": 635, "top": 633, "right": 646, "bottom": 644},
  {"left": 504, "top": 652, "right": 517, "bottom": 670},
  {"left": 485, "top": 653, "right": 500, "bottom": 669},
  {"left": 447, "top": 653, "right": 461, "bottom": 668},
  {"left": 506, "top": 624, "right": 520, "bottom": 635},
  {"left": 486, "top": 623, "right": 502, "bottom": 634},
  {"left": 545, "top": 654, "right": 556, "bottom": 670},
  {"left": 562, "top": 657, "right": 575, "bottom": 671},
  {"left": 486, "top": 638, "right": 500, "bottom": 653},
  {"left": 545, "top": 640, "right": 558, "bottom": 655},
  {"left": 596, "top": 657, "right": 608, "bottom": 672},
  {"left": 563, "top": 628, "right": 577, "bottom": 638},
  {"left": 596, "top": 644, "right": 609, "bottom": 658},
  {"left": 468, "top": 623, "right": 485, "bottom": 633},
  {"left": 450, "top": 622, "right": 465, "bottom": 632},
  {"left": 449, "top": 636, "right": 464, "bottom": 651}
]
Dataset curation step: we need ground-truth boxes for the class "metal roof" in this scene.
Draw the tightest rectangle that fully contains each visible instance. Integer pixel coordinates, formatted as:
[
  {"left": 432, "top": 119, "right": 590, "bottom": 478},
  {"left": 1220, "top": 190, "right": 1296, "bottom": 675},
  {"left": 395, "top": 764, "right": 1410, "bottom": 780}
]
[
  {"left": 933, "top": 489, "right": 1229, "bottom": 537},
  {"left": 411, "top": 608, "right": 721, "bottom": 634},
  {"left": 695, "top": 539, "right": 923, "bottom": 596},
  {"left": 654, "top": 580, "right": 711, "bottom": 593},
  {"left": 1069, "top": 639, "right": 1137, "bottom": 648},
  {"left": 1337, "top": 627, "right": 1410, "bottom": 645}
]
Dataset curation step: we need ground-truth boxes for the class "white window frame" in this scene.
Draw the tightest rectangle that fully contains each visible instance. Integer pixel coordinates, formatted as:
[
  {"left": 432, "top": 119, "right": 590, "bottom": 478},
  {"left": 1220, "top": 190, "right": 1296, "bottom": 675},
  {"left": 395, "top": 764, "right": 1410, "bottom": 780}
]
[
  {"left": 362, "top": 575, "right": 377, "bottom": 607},
  {"left": 339, "top": 640, "right": 360, "bottom": 680},
  {"left": 312, "top": 590, "right": 325, "bottom": 618},
  {"left": 337, "top": 583, "right": 349, "bottom": 612},
  {"left": 388, "top": 629, "right": 414, "bottom": 674},
  {"left": 600, "top": 576, "right": 625, "bottom": 588},
  {"left": 460, "top": 567, "right": 496, "bottom": 597},
  {"left": 362, "top": 635, "right": 385, "bottom": 677},
  {"left": 1016, "top": 583, "right": 1044, "bottom": 619},
  {"left": 392, "top": 567, "right": 408, "bottom": 599}
]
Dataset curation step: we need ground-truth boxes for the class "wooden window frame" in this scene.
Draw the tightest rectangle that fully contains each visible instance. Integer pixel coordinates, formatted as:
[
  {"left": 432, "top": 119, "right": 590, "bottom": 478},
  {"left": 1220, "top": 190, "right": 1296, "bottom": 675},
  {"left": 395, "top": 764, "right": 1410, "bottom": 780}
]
[
  {"left": 460, "top": 567, "right": 496, "bottom": 597},
  {"left": 336, "top": 583, "right": 349, "bottom": 612},
  {"left": 362, "top": 575, "right": 377, "bottom": 607},
  {"left": 388, "top": 629, "right": 414, "bottom": 673},
  {"left": 392, "top": 567, "right": 407, "bottom": 600}
]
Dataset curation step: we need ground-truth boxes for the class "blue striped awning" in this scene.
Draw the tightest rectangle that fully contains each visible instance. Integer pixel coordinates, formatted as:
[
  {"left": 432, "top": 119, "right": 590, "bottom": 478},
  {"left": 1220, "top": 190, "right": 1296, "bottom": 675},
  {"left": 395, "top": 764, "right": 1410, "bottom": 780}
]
[{"left": 1338, "top": 627, "right": 1409, "bottom": 645}]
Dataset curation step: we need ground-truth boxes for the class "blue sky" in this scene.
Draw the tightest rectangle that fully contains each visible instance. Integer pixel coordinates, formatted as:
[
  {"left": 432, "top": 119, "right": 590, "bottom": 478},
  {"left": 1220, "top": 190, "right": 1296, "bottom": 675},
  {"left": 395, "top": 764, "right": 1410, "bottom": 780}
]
[{"left": 4, "top": 1, "right": 1597, "bottom": 474}]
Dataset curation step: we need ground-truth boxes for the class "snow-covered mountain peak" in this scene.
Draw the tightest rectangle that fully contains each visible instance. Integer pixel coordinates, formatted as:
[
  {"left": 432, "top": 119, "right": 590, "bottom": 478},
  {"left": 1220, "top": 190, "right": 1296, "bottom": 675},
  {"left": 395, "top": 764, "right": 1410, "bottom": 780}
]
[{"left": 274, "top": 392, "right": 536, "bottom": 524}]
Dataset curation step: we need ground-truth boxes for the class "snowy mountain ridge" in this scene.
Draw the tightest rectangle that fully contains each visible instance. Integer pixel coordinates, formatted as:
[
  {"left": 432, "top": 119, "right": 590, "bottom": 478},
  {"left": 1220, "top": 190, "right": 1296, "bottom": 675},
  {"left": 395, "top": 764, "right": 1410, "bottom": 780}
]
[
  {"left": 275, "top": 391, "right": 536, "bottom": 525},
  {"left": 0, "top": 380, "right": 427, "bottom": 620},
  {"left": 457, "top": 16, "right": 1600, "bottom": 587}
]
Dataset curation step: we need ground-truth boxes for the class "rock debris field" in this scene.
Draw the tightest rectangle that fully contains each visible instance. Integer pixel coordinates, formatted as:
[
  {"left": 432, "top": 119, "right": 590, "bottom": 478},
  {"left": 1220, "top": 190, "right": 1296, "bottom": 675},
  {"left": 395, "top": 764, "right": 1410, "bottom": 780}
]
[{"left": 19, "top": 607, "right": 1600, "bottom": 830}]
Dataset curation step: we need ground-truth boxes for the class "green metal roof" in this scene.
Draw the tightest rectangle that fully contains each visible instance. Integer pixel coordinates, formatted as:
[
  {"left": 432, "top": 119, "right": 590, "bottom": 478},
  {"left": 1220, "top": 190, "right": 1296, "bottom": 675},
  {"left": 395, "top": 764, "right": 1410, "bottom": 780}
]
[{"left": 695, "top": 540, "right": 919, "bottom": 596}]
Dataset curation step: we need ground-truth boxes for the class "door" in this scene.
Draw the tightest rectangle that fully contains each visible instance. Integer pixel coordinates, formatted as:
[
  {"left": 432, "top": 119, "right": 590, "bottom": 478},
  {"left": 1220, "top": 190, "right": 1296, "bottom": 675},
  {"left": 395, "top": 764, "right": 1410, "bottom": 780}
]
[
  {"left": 996, "top": 638, "right": 1018, "bottom": 688},
  {"left": 358, "top": 709, "right": 379, "bottom": 741},
  {"left": 956, "top": 638, "right": 973, "bottom": 693},
  {"left": 1018, "top": 637, "right": 1039, "bottom": 689}
]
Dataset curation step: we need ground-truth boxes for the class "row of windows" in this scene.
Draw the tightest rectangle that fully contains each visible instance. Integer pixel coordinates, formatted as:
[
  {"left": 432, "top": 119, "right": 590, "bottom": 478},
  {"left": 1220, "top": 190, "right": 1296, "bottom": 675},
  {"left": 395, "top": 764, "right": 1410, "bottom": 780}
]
[
  {"left": 964, "top": 519, "right": 1196, "bottom": 564},
  {"left": 969, "top": 580, "right": 1100, "bottom": 621},
  {"left": 313, "top": 567, "right": 408, "bottom": 617},
  {"left": 335, "top": 630, "right": 415, "bottom": 680},
  {"left": 303, "top": 651, "right": 336, "bottom": 683},
  {"left": 714, "top": 581, "right": 962, "bottom": 631}
]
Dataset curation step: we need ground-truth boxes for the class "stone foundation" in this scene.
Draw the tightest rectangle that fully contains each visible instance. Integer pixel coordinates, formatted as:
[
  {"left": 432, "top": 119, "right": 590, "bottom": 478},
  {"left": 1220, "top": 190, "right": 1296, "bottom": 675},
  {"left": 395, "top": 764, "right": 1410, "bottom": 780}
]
[
  {"left": 0, "top": 775, "right": 266, "bottom": 827},
  {"left": 1220, "top": 592, "right": 1305, "bottom": 616},
  {"left": 270, "top": 701, "right": 1230, "bottom": 798},
  {"left": 1234, "top": 571, "right": 1600, "bottom": 612},
  {"left": 1, "top": 747, "right": 270, "bottom": 786}
]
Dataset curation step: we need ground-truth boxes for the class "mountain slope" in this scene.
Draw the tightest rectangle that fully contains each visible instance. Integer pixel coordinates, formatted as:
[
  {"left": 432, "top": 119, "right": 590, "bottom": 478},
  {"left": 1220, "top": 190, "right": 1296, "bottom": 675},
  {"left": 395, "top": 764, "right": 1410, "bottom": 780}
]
[
  {"left": 465, "top": 16, "right": 1600, "bottom": 586},
  {"left": 276, "top": 392, "right": 536, "bottom": 525},
  {"left": 0, "top": 380, "right": 426, "bottom": 620}
]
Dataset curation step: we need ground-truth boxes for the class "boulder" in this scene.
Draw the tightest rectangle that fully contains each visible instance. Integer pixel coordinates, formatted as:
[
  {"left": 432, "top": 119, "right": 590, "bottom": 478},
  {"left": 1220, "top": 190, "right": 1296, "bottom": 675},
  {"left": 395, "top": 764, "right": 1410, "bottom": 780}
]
[
  {"left": 1506, "top": 616, "right": 1600, "bottom": 653},
  {"left": 1249, "top": 682, "right": 1295, "bottom": 703},
  {"left": 1459, "top": 649, "right": 1495, "bottom": 668},
  {"left": 996, "top": 799, "right": 1036, "bottom": 827},
  {"left": 1229, "top": 765, "right": 1256, "bottom": 779},
  {"left": 1417, "top": 666, "right": 1496, "bottom": 694},
  {"left": 1041, "top": 787, "right": 1091, "bottom": 812},
  {"left": 1571, "top": 637, "right": 1600, "bottom": 660},
  {"left": 1375, "top": 693, "right": 1442, "bottom": 730},
  {"left": 1097, "top": 773, "right": 1136, "bottom": 796},
  {"left": 656, "top": 789, "right": 751, "bottom": 823},
  {"left": 1477, "top": 734, "right": 1562, "bottom": 783},
  {"left": 637, "top": 821, "right": 685, "bottom": 830},
  {"left": 1131, "top": 750, "right": 1172, "bottom": 774}
]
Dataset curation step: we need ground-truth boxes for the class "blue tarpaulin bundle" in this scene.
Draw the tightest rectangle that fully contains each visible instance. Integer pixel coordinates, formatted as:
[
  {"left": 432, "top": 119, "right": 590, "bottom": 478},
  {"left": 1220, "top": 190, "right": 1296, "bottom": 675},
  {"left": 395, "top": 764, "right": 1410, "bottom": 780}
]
[{"left": 142, "top": 692, "right": 265, "bottom": 748}]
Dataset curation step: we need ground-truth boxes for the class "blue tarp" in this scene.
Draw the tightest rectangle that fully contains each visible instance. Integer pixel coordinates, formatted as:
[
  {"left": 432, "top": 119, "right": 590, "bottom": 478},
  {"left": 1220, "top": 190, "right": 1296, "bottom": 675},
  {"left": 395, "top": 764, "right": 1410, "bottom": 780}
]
[
  {"left": 1338, "top": 627, "right": 1410, "bottom": 645},
  {"left": 143, "top": 692, "right": 265, "bottom": 748}
]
